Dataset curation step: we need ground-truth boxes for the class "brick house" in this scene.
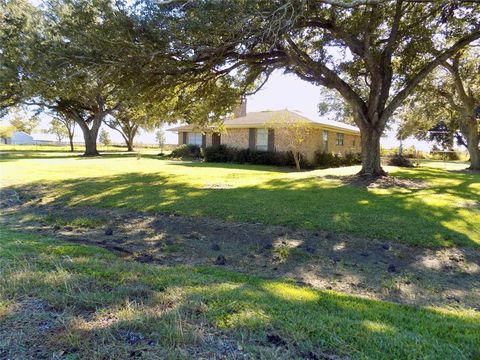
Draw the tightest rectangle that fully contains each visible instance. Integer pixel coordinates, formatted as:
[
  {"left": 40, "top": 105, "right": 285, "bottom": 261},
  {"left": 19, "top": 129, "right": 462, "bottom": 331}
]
[{"left": 168, "top": 101, "right": 361, "bottom": 161}]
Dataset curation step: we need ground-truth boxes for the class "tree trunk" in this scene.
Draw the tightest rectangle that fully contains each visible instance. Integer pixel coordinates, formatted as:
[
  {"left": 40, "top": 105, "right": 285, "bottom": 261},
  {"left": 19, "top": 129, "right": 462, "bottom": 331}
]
[
  {"left": 125, "top": 129, "right": 136, "bottom": 152},
  {"left": 81, "top": 127, "right": 100, "bottom": 156},
  {"left": 467, "top": 142, "right": 480, "bottom": 170},
  {"left": 69, "top": 135, "right": 74, "bottom": 152},
  {"left": 293, "top": 152, "right": 301, "bottom": 171},
  {"left": 359, "top": 127, "right": 386, "bottom": 176},
  {"left": 465, "top": 126, "right": 480, "bottom": 170},
  {"left": 458, "top": 115, "right": 480, "bottom": 170}
]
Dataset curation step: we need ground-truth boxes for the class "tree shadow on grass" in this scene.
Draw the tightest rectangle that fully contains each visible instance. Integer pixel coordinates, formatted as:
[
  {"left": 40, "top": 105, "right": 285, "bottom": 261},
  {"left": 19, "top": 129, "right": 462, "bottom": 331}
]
[
  {"left": 5, "top": 168, "right": 480, "bottom": 311},
  {"left": 9, "top": 168, "right": 479, "bottom": 247},
  {"left": 0, "top": 152, "right": 142, "bottom": 162},
  {"left": 169, "top": 160, "right": 297, "bottom": 173},
  {"left": 1, "top": 230, "right": 479, "bottom": 359}
]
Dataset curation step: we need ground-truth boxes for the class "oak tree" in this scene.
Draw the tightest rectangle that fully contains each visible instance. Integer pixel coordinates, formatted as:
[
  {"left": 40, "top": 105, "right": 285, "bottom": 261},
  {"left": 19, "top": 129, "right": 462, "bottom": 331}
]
[
  {"left": 136, "top": 0, "right": 479, "bottom": 175},
  {"left": 399, "top": 47, "right": 479, "bottom": 169}
]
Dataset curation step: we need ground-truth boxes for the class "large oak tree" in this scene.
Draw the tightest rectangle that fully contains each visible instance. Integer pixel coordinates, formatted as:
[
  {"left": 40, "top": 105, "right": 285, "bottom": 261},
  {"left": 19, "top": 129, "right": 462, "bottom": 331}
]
[{"left": 135, "top": 0, "right": 479, "bottom": 175}]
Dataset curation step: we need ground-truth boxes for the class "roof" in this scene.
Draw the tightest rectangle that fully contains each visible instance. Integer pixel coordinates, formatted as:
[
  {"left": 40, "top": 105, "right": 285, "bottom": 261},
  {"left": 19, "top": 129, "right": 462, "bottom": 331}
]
[
  {"left": 11, "top": 131, "right": 33, "bottom": 139},
  {"left": 167, "top": 110, "right": 360, "bottom": 135}
]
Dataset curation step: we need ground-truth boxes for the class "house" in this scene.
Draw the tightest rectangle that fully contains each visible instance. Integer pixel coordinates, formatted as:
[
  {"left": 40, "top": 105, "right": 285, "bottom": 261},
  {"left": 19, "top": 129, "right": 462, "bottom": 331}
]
[
  {"left": 2, "top": 131, "right": 34, "bottom": 145},
  {"left": 168, "top": 101, "right": 361, "bottom": 161}
]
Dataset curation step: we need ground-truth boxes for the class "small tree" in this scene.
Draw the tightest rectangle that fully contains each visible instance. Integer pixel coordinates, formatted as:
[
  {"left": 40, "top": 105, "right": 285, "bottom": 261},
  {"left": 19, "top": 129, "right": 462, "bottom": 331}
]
[
  {"left": 9, "top": 111, "right": 39, "bottom": 134},
  {"left": 155, "top": 129, "right": 166, "bottom": 154},
  {"left": 99, "top": 129, "right": 111, "bottom": 148},
  {"left": 268, "top": 114, "right": 312, "bottom": 171},
  {"left": 47, "top": 118, "right": 68, "bottom": 142},
  {"left": 0, "top": 124, "right": 15, "bottom": 143}
]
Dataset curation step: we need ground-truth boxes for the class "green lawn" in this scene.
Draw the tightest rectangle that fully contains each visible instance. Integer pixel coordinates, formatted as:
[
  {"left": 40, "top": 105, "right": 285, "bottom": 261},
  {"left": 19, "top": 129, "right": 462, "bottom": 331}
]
[
  {"left": 1, "top": 152, "right": 479, "bottom": 247},
  {"left": 1, "top": 228, "right": 479, "bottom": 359}
]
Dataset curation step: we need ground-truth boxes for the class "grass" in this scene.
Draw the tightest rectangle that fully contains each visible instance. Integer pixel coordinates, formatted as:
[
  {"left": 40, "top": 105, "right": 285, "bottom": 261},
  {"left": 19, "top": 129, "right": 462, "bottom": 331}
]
[
  {"left": 1, "top": 228, "right": 479, "bottom": 359},
  {"left": 1, "top": 152, "right": 479, "bottom": 247},
  {"left": 0, "top": 143, "right": 169, "bottom": 154}
]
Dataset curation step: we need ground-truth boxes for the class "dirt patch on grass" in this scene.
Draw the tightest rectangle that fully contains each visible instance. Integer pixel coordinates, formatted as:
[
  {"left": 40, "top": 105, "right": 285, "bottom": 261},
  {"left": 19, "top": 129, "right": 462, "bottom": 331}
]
[
  {"left": 2, "top": 199, "right": 479, "bottom": 311},
  {"left": 324, "top": 174, "right": 429, "bottom": 189}
]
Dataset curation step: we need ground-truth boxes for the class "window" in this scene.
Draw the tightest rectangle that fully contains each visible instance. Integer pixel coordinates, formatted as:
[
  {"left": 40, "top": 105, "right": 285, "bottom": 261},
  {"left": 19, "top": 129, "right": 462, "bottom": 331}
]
[
  {"left": 352, "top": 139, "right": 356, "bottom": 146},
  {"left": 187, "top": 132, "right": 202, "bottom": 146},
  {"left": 336, "top": 133, "right": 344, "bottom": 146},
  {"left": 256, "top": 128, "right": 268, "bottom": 151},
  {"left": 322, "top": 130, "right": 329, "bottom": 151}
]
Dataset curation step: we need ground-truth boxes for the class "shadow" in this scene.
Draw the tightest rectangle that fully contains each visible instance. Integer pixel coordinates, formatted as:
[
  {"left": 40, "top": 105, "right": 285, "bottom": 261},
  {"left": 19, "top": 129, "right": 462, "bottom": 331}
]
[
  {"left": 2, "top": 163, "right": 479, "bottom": 313},
  {"left": 169, "top": 160, "right": 297, "bottom": 173},
  {"left": 1, "top": 228, "right": 479, "bottom": 359},
  {"left": 0, "top": 152, "right": 141, "bottom": 162},
  {"left": 8, "top": 167, "right": 479, "bottom": 248}
]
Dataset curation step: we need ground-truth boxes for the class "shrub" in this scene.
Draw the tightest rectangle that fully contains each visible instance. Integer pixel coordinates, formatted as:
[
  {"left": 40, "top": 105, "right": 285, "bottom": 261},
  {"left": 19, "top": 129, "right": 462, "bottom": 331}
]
[
  {"left": 203, "top": 144, "right": 234, "bottom": 162},
  {"left": 430, "top": 151, "right": 460, "bottom": 161},
  {"left": 235, "top": 149, "right": 252, "bottom": 163},
  {"left": 203, "top": 145, "right": 313, "bottom": 169},
  {"left": 387, "top": 154, "right": 413, "bottom": 167},
  {"left": 170, "top": 144, "right": 201, "bottom": 159},
  {"left": 314, "top": 151, "right": 361, "bottom": 168},
  {"left": 343, "top": 152, "right": 362, "bottom": 166}
]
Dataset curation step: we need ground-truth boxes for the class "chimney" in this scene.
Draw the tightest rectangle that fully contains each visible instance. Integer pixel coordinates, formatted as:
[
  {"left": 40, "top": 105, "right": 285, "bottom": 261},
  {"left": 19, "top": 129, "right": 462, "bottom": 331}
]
[{"left": 233, "top": 98, "right": 247, "bottom": 118}]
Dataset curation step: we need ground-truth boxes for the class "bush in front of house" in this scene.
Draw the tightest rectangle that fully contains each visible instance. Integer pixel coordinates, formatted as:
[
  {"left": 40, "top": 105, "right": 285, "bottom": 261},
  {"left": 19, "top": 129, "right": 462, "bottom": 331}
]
[
  {"left": 387, "top": 153, "right": 414, "bottom": 167},
  {"left": 169, "top": 144, "right": 202, "bottom": 159},
  {"left": 313, "top": 151, "right": 361, "bottom": 168},
  {"left": 203, "top": 144, "right": 235, "bottom": 162},
  {"left": 203, "top": 145, "right": 314, "bottom": 169}
]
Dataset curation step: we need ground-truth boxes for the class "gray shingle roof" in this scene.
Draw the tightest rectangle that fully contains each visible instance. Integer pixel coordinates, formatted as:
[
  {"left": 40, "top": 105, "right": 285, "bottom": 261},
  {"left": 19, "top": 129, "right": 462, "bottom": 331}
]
[{"left": 168, "top": 109, "right": 359, "bottom": 134}]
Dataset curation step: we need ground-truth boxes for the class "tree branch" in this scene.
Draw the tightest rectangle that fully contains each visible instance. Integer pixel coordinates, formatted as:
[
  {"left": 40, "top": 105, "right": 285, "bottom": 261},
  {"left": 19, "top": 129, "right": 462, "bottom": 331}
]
[{"left": 384, "top": 27, "right": 480, "bottom": 121}]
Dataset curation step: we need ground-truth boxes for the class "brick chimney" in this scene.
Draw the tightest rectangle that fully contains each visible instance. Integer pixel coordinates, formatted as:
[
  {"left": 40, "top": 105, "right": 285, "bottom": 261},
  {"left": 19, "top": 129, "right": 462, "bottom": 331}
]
[{"left": 233, "top": 98, "right": 247, "bottom": 118}]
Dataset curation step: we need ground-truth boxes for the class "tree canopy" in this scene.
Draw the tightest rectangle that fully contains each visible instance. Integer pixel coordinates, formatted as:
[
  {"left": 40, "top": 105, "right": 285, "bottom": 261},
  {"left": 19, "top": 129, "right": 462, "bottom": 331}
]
[
  {"left": 399, "top": 47, "right": 480, "bottom": 169},
  {"left": 124, "top": 0, "right": 479, "bottom": 175},
  {"left": 2, "top": 0, "right": 479, "bottom": 170}
]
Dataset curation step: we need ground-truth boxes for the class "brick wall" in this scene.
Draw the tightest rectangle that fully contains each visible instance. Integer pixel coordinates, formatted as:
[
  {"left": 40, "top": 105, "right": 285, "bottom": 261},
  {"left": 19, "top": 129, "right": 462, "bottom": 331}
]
[
  {"left": 274, "top": 127, "right": 361, "bottom": 161},
  {"left": 274, "top": 127, "right": 323, "bottom": 161},
  {"left": 179, "top": 127, "right": 361, "bottom": 159},
  {"left": 326, "top": 130, "right": 361, "bottom": 155},
  {"left": 220, "top": 128, "right": 249, "bottom": 149}
]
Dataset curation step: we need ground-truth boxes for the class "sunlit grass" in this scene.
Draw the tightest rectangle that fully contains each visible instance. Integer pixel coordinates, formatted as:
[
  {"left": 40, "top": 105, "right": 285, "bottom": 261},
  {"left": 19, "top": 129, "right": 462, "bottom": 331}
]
[
  {"left": 1, "top": 152, "right": 479, "bottom": 246},
  {"left": 1, "top": 229, "right": 479, "bottom": 359}
]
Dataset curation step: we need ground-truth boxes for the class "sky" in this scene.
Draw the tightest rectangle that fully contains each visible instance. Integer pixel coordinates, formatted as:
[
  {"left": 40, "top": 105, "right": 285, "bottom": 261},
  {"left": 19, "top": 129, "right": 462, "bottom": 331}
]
[{"left": 4, "top": 70, "right": 431, "bottom": 150}]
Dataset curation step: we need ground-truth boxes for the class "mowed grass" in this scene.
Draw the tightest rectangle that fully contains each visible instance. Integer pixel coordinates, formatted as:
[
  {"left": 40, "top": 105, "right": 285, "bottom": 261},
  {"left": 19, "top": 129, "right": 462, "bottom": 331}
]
[
  {"left": 1, "top": 152, "right": 479, "bottom": 247},
  {"left": 1, "top": 228, "right": 479, "bottom": 359}
]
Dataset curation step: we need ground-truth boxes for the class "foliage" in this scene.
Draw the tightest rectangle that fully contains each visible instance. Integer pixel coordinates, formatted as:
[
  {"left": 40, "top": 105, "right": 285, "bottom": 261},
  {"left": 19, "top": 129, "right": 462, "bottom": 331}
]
[
  {"left": 314, "top": 151, "right": 361, "bottom": 168},
  {"left": 318, "top": 88, "right": 354, "bottom": 125},
  {"left": 9, "top": 111, "right": 39, "bottom": 134},
  {"left": 98, "top": 129, "right": 111, "bottom": 147},
  {"left": 203, "top": 144, "right": 235, "bottom": 163},
  {"left": 0, "top": 124, "right": 16, "bottom": 140},
  {"left": 47, "top": 118, "right": 69, "bottom": 142},
  {"left": 203, "top": 145, "right": 312, "bottom": 168},
  {"left": 128, "top": 0, "right": 480, "bottom": 175},
  {"left": 430, "top": 145, "right": 461, "bottom": 161},
  {"left": 170, "top": 144, "right": 202, "bottom": 159},
  {"left": 266, "top": 114, "right": 314, "bottom": 170},
  {"left": 0, "top": 0, "right": 36, "bottom": 116},
  {"left": 398, "top": 47, "right": 479, "bottom": 169},
  {"left": 387, "top": 154, "right": 413, "bottom": 168},
  {"left": 155, "top": 129, "right": 166, "bottom": 152}
]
